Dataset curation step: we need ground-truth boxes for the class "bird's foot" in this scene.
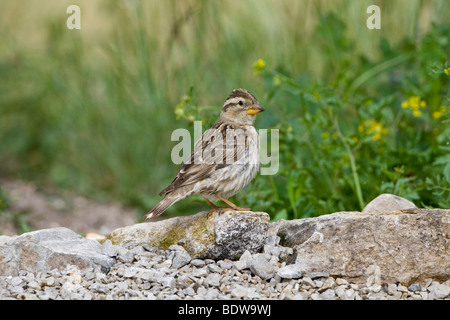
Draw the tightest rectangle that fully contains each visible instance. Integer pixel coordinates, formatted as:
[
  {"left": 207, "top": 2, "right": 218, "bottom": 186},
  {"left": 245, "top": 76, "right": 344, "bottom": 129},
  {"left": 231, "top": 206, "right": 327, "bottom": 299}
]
[
  {"left": 207, "top": 206, "right": 229, "bottom": 218},
  {"left": 232, "top": 206, "right": 252, "bottom": 211}
]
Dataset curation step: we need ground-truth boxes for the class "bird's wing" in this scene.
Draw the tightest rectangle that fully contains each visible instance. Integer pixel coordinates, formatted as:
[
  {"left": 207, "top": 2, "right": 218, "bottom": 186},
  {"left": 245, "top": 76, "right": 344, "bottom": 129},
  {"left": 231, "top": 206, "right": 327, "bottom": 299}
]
[{"left": 158, "top": 121, "right": 250, "bottom": 196}]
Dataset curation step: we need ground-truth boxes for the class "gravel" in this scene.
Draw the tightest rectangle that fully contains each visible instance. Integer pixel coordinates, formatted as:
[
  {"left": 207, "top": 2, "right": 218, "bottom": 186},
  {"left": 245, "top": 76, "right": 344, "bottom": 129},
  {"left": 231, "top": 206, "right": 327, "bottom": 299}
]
[{"left": 1, "top": 240, "right": 449, "bottom": 300}]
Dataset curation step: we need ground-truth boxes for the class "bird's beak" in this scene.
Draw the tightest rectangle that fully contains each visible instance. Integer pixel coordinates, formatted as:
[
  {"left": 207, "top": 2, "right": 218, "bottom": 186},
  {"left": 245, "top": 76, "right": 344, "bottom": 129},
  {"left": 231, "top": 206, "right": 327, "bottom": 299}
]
[{"left": 246, "top": 104, "right": 264, "bottom": 115}]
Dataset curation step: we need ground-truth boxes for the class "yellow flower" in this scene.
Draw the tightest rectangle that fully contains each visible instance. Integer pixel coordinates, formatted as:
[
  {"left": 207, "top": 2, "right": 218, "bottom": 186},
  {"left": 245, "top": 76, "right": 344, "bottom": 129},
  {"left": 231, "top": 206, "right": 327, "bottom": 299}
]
[
  {"left": 432, "top": 111, "right": 443, "bottom": 119},
  {"left": 358, "top": 119, "right": 388, "bottom": 141},
  {"left": 313, "top": 91, "right": 321, "bottom": 101},
  {"left": 358, "top": 123, "right": 364, "bottom": 133},
  {"left": 373, "top": 132, "right": 382, "bottom": 141},
  {"left": 432, "top": 106, "right": 449, "bottom": 119},
  {"left": 253, "top": 59, "right": 266, "bottom": 75},
  {"left": 444, "top": 68, "right": 450, "bottom": 76},
  {"left": 321, "top": 132, "right": 330, "bottom": 139},
  {"left": 401, "top": 96, "right": 427, "bottom": 117}
]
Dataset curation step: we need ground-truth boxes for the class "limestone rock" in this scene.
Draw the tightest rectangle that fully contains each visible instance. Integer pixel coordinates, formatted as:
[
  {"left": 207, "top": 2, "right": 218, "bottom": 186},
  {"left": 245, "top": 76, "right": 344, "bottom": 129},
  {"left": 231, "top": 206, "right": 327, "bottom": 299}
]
[
  {"left": 107, "top": 210, "right": 270, "bottom": 260},
  {"left": 167, "top": 245, "right": 191, "bottom": 269},
  {"left": 249, "top": 253, "right": 278, "bottom": 280},
  {"left": 362, "top": 193, "right": 417, "bottom": 214},
  {"left": 0, "top": 227, "right": 116, "bottom": 276},
  {"left": 277, "top": 262, "right": 310, "bottom": 279},
  {"left": 277, "top": 209, "right": 450, "bottom": 285}
]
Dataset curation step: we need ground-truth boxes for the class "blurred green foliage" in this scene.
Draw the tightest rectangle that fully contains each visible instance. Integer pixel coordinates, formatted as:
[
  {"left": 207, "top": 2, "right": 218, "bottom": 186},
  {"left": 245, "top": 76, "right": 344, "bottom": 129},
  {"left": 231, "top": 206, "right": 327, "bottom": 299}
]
[{"left": 0, "top": 1, "right": 449, "bottom": 221}]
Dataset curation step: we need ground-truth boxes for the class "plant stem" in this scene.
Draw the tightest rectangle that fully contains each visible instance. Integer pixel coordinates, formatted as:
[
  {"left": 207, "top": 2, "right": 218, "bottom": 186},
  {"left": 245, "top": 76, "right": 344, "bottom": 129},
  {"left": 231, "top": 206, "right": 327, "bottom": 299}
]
[{"left": 332, "top": 116, "right": 365, "bottom": 211}]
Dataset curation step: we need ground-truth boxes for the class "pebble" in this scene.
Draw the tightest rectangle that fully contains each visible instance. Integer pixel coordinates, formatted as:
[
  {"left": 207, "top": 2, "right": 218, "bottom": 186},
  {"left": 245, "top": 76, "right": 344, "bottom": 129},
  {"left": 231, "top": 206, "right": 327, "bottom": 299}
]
[
  {"left": 319, "top": 289, "right": 336, "bottom": 300},
  {"left": 277, "top": 263, "right": 308, "bottom": 279},
  {"left": 1, "top": 242, "right": 449, "bottom": 300}
]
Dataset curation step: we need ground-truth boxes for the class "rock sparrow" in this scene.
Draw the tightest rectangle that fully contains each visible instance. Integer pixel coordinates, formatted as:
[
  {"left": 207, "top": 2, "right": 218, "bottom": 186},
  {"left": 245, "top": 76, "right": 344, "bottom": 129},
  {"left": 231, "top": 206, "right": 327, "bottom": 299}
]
[{"left": 145, "top": 89, "right": 264, "bottom": 219}]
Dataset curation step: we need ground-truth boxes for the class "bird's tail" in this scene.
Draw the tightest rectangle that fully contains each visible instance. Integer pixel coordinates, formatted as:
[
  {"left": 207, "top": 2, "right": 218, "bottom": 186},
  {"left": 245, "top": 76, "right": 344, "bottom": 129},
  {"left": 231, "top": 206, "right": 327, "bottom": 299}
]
[{"left": 144, "top": 195, "right": 179, "bottom": 219}]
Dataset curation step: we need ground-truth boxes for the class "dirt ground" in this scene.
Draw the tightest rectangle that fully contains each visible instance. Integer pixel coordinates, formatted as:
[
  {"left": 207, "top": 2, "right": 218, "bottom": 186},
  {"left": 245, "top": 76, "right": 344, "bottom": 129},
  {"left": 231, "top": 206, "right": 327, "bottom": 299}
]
[{"left": 0, "top": 179, "right": 138, "bottom": 237}]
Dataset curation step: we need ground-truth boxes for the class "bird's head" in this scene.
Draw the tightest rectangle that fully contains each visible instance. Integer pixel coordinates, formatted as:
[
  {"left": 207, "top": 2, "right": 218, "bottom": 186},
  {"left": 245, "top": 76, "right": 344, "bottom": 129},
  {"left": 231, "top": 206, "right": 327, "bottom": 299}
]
[{"left": 219, "top": 89, "right": 264, "bottom": 125}]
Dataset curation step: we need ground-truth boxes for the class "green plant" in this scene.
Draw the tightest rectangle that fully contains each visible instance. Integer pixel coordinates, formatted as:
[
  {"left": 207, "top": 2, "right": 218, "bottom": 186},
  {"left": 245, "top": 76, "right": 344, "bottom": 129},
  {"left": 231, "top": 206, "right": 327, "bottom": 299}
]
[{"left": 175, "top": 21, "right": 449, "bottom": 221}]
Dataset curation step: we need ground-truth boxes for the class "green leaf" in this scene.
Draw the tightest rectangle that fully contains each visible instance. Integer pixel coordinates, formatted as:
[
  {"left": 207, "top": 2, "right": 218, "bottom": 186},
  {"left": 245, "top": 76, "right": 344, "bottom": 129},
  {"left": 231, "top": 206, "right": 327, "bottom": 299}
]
[{"left": 444, "top": 162, "right": 450, "bottom": 183}]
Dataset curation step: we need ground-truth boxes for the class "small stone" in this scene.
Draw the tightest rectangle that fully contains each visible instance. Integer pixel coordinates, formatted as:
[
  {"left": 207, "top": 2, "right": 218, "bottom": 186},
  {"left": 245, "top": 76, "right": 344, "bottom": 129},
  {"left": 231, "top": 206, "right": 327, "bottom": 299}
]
[
  {"left": 205, "top": 273, "right": 221, "bottom": 287},
  {"left": 428, "top": 283, "right": 450, "bottom": 299},
  {"left": 204, "top": 288, "right": 219, "bottom": 299},
  {"left": 367, "top": 291, "right": 387, "bottom": 300},
  {"left": 387, "top": 283, "right": 397, "bottom": 295},
  {"left": 231, "top": 285, "right": 258, "bottom": 299},
  {"left": 207, "top": 264, "right": 222, "bottom": 273},
  {"left": 310, "top": 293, "right": 321, "bottom": 300},
  {"left": 345, "top": 289, "right": 356, "bottom": 300},
  {"left": 263, "top": 245, "right": 281, "bottom": 257},
  {"left": 183, "top": 287, "right": 195, "bottom": 297},
  {"left": 265, "top": 235, "right": 280, "bottom": 246},
  {"left": 9, "top": 285, "right": 23, "bottom": 295},
  {"left": 192, "top": 267, "right": 208, "bottom": 278},
  {"left": 423, "top": 279, "right": 433, "bottom": 289},
  {"left": 218, "top": 260, "right": 233, "bottom": 270},
  {"left": 362, "top": 193, "right": 417, "bottom": 214},
  {"left": 292, "top": 292, "right": 308, "bottom": 300},
  {"left": 301, "top": 277, "right": 315, "bottom": 288},
  {"left": 277, "top": 263, "right": 308, "bottom": 279},
  {"left": 408, "top": 283, "right": 422, "bottom": 292},
  {"left": 122, "top": 268, "right": 138, "bottom": 278},
  {"left": 117, "top": 248, "right": 135, "bottom": 263},
  {"left": 397, "top": 284, "right": 408, "bottom": 292},
  {"left": 319, "top": 278, "right": 335, "bottom": 293},
  {"left": 159, "top": 276, "right": 176, "bottom": 288},
  {"left": 171, "top": 250, "right": 191, "bottom": 269},
  {"left": 335, "top": 278, "right": 348, "bottom": 286},
  {"left": 190, "top": 259, "right": 206, "bottom": 267},
  {"left": 370, "top": 284, "right": 381, "bottom": 293},
  {"left": 10, "top": 277, "right": 23, "bottom": 287},
  {"left": 234, "top": 250, "right": 252, "bottom": 270},
  {"left": 419, "top": 292, "right": 428, "bottom": 300},
  {"left": 249, "top": 254, "right": 277, "bottom": 281},
  {"left": 95, "top": 272, "right": 107, "bottom": 282},
  {"left": 308, "top": 272, "right": 329, "bottom": 279},
  {"left": 319, "top": 289, "right": 336, "bottom": 300},
  {"left": 101, "top": 240, "right": 119, "bottom": 257},
  {"left": 314, "top": 280, "right": 323, "bottom": 288},
  {"left": 27, "top": 281, "right": 41, "bottom": 290},
  {"left": 44, "top": 287, "right": 59, "bottom": 300}
]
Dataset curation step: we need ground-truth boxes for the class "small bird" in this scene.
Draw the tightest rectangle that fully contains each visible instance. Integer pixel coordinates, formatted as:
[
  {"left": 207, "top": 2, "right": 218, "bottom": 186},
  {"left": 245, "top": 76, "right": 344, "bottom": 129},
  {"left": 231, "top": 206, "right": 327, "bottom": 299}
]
[{"left": 145, "top": 89, "right": 264, "bottom": 219}]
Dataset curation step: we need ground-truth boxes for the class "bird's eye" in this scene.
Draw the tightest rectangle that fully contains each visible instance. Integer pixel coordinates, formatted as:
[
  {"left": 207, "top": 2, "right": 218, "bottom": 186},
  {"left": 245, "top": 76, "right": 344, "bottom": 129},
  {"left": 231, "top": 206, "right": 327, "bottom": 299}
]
[{"left": 238, "top": 100, "right": 244, "bottom": 106}]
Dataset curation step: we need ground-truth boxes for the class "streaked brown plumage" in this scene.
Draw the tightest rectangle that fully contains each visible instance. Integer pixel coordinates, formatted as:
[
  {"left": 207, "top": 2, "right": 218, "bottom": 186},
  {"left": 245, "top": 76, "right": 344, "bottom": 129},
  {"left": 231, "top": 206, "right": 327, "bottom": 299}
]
[{"left": 145, "top": 89, "right": 264, "bottom": 219}]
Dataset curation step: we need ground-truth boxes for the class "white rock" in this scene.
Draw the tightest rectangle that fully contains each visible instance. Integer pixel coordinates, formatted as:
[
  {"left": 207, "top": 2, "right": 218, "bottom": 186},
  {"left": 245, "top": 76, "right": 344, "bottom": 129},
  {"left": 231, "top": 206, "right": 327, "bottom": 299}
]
[
  {"left": 234, "top": 250, "right": 252, "bottom": 270},
  {"left": 231, "top": 284, "right": 258, "bottom": 299},
  {"left": 204, "top": 273, "right": 221, "bottom": 287},
  {"left": 170, "top": 249, "right": 191, "bottom": 269},
  {"left": 249, "top": 253, "right": 277, "bottom": 281},
  {"left": 277, "top": 263, "right": 309, "bottom": 279},
  {"left": 428, "top": 283, "right": 450, "bottom": 299},
  {"left": 319, "top": 289, "right": 336, "bottom": 300},
  {"left": 159, "top": 276, "right": 176, "bottom": 288},
  {"left": 362, "top": 193, "right": 417, "bottom": 213}
]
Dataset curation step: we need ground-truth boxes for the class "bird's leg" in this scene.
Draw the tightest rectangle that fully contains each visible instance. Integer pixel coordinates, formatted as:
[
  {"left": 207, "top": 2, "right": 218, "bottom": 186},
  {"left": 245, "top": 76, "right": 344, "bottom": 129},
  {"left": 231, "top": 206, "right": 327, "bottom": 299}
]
[
  {"left": 203, "top": 197, "right": 228, "bottom": 217},
  {"left": 217, "top": 195, "right": 251, "bottom": 211}
]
